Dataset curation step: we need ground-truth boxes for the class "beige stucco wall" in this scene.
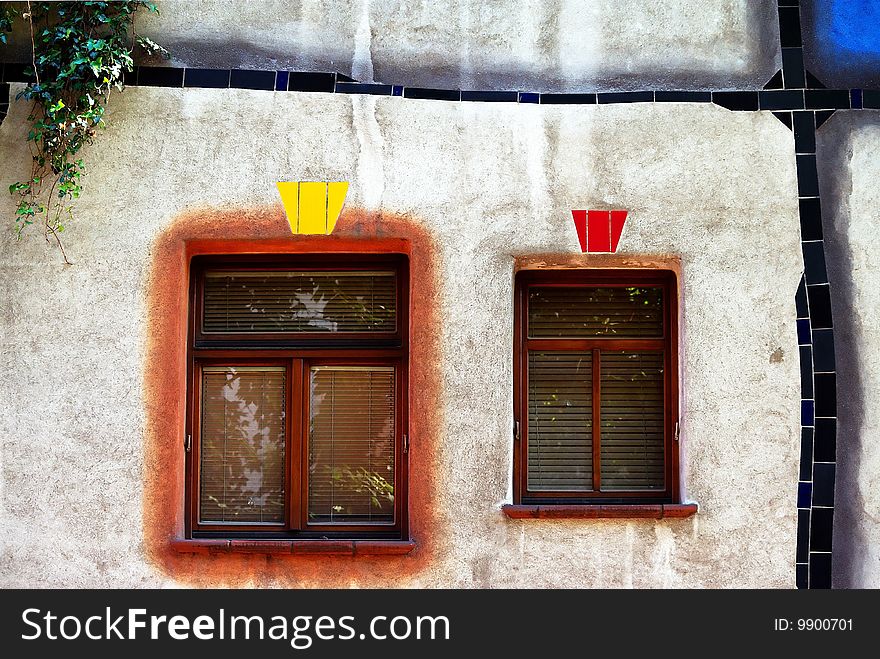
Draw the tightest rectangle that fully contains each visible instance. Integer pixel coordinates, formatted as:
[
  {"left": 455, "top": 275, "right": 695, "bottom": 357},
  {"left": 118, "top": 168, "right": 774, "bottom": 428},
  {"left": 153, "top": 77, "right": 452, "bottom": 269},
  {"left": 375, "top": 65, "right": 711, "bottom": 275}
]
[{"left": 0, "top": 85, "right": 802, "bottom": 587}]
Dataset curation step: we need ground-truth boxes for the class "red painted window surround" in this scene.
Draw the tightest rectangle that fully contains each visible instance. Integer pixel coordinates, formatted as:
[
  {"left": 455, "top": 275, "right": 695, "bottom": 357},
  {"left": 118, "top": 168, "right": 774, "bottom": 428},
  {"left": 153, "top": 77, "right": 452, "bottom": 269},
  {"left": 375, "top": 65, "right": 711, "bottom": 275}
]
[{"left": 501, "top": 504, "right": 698, "bottom": 520}]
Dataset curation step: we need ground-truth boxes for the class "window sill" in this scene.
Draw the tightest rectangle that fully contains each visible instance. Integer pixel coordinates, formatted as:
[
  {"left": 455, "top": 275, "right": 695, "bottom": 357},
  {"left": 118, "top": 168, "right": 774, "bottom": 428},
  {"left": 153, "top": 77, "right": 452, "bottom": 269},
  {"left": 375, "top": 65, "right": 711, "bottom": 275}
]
[
  {"left": 501, "top": 503, "right": 698, "bottom": 520},
  {"left": 170, "top": 539, "right": 417, "bottom": 556}
]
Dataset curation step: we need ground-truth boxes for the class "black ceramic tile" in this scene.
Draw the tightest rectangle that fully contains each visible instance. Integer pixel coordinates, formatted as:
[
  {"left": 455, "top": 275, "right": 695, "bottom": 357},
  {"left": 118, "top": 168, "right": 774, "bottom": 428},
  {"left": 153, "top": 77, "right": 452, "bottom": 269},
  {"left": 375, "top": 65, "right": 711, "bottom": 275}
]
[
  {"left": 597, "top": 91, "right": 654, "bottom": 104},
  {"left": 759, "top": 89, "right": 804, "bottom": 110},
  {"left": 404, "top": 87, "right": 461, "bottom": 101},
  {"left": 792, "top": 111, "right": 816, "bottom": 153},
  {"left": 274, "top": 71, "right": 288, "bottom": 91},
  {"left": 809, "top": 507, "right": 833, "bottom": 552},
  {"left": 778, "top": 0, "right": 800, "bottom": 6},
  {"left": 814, "top": 418, "right": 837, "bottom": 463},
  {"left": 773, "top": 111, "right": 793, "bottom": 129},
  {"left": 540, "top": 92, "right": 597, "bottom": 104},
  {"left": 796, "top": 510, "right": 810, "bottom": 562},
  {"left": 518, "top": 92, "right": 539, "bottom": 104},
  {"left": 335, "top": 82, "right": 393, "bottom": 95},
  {"left": 285, "top": 72, "right": 336, "bottom": 92},
  {"left": 799, "top": 345, "right": 813, "bottom": 398},
  {"left": 815, "top": 110, "right": 836, "bottom": 129},
  {"left": 230, "top": 69, "right": 276, "bottom": 91},
  {"left": 2, "top": 62, "right": 33, "bottom": 83},
  {"left": 862, "top": 89, "right": 880, "bottom": 109},
  {"left": 805, "top": 89, "right": 850, "bottom": 110},
  {"left": 851, "top": 89, "right": 863, "bottom": 109},
  {"left": 802, "top": 240, "right": 828, "bottom": 285},
  {"left": 809, "top": 553, "right": 832, "bottom": 589},
  {"left": 461, "top": 90, "right": 518, "bottom": 102},
  {"left": 797, "top": 481, "right": 812, "bottom": 509},
  {"left": 800, "top": 427, "right": 814, "bottom": 480},
  {"left": 763, "top": 70, "right": 784, "bottom": 90},
  {"left": 392, "top": 85, "right": 403, "bottom": 97},
  {"left": 654, "top": 91, "right": 712, "bottom": 102},
  {"left": 812, "top": 463, "right": 836, "bottom": 507},
  {"left": 807, "top": 284, "right": 833, "bottom": 329},
  {"left": 814, "top": 372, "right": 837, "bottom": 417},
  {"left": 183, "top": 68, "right": 230, "bottom": 89},
  {"left": 801, "top": 399, "right": 814, "bottom": 426},
  {"left": 805, "top": 71, "right": 826, "bottom": 89},
  {"left": 122, "top": 66, "right": 139, "bottom": 86},
  {"left": 799, "top": 198, "right": 823, "bottom": 241},
  {"left": 778, "top": 6, "right": 802, "bottom": 47},
  {"left": 812, "top": 329, "right": 836, "bottom": 373},
  {"left": 782, "top": 48, "right": 806, "bottom": 89},
  {"left": 138, "top": 66, "right": 184, "bottom": 87},
  {"left": 796, "top": 154, "right": 819, "bottom": 197},
  {"left": 796, "top": 277, "right": 808, "bottom": 319},
  {"left": 796, "top": 563, "right": 808, "bottom": 589},
  {"left": 335, "top": 73, "right": 356, "bottom": 82},
  {"left": 797, "top": 318, "right": 811, "bottom": 345},
  {"left": 712, "top": 91, "right": 759, "bottom": 111}
]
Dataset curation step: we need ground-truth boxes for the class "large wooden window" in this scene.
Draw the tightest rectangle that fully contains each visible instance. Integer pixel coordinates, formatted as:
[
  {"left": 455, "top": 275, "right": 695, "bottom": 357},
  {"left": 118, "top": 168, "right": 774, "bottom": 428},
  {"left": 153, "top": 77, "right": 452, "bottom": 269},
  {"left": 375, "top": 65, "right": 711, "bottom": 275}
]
[
  {"left": 513, "top": 269, "right": 679, "bottom": 504},
  {"left": 186, "top": 255, "right": 408, "bottom": 540}
]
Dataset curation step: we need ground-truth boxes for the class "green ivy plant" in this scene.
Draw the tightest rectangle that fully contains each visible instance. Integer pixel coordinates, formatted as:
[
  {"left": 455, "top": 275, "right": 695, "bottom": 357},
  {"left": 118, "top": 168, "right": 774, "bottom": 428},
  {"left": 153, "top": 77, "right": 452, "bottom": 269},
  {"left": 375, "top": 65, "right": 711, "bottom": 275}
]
[{"left": 1, "top": 1, "right": 167, "bottom": 263}]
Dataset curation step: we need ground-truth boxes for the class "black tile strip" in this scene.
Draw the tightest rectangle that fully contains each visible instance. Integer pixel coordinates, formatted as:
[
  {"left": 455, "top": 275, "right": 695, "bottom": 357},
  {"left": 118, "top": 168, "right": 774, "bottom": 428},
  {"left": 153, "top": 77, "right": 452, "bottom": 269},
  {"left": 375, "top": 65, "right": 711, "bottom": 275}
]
[
  {"left": 800, "top": 428, "right": 814, "bottom": 480},
  {"left": 796, "top": 154, "right": 819, "bottom": 197},
  {"left": 802, "top": 240, "right": 828, "bottom": 285},
  {"left": 862, "top": 89, "right": 880, "bottom": 108},
  {"left": 2, "top": 62, "right": 32, "bottom": 82},
  {"left": 229, "top": 69, "right": 275, "bottom": 91},
  {"left": 778, "top": 6, "right": 803, "bottom": 48},
  {"left": 809, "top": 553, "right": 832, "bottom": 589},
  {"left": 597, "top": 91, "right": 654, "bottom": 104},
  {"left": 654, "top": 91, "right": 712, "bottom": 103},
  {"left": 763, "top": 70, "right": 784, "bottom": 90},
  {"left": 287, "top": 72, "right": 336, "bottom": 93},
  {"left": 335, "top": 73, "right": 356, "bottom": 83},
  {"left": 712, "top": 91, "right": 758, "bottom": 111},
  {"left": 812, "top": 329, "right": 836, "bottom": 373},
  {"left": 799, "top": 345, "right": 813, "bottom": 398},
  {"left": 805, "top": 89, "right": 850, "bottom": 110},
  {"left": 806, "top": 284, "right": 833, "bottom": 329},
  {"left": 759, "top": 89, "right": 804, "bottom": 110},
  {"left": 812, "top": 463, "right": 835, "bottom": 507},
  {"left": 462, "top": 90, "right": 518, "bottom": 102},
  {"left": 792, "top": 111, "right": 816, "bottom": 153},
  {"left": 183, "top": 68, "right": 230, "bottom": 89},
  {"left": 815, "top": 110, "right": 836, "bottom": 129},
  {"left": 796, "top": 563, "right": 808, "bottom": 589},
  {"left": 795, "top": 277, "right": 808, "bottom": 319},
  {"left": 796, "top": 509, "right": 810, "bottom": 562},
  {"left": 805, "top": 71, "right": 827, "bottom": 90},
  {"left": 814, "top": 372, "right": 837, "bottom": 418},
  {"left": 540, "top": 92, "right": 597, "bottom": 104},
  {"left": 404, "top": 87, "right": 461, "bottom": 101},
  {"left": 335, "top": 82, "right": 393, "bottom": 95},
  {"left": 809, "top": 508, "right": 833, "bottom": 553},
  {"left": 122, "top": 66, "right": 139, "bottom": 86},
  {"left": 799, "top": 198, "right": 823, "bottom": 240},
  {"left": 814, "top": 419, "right": 837, "bottom": 463},
  {"left": 138, "top": 66, "right": 184, "bottom": 87},
  {"left": 772, "top": 111, "right": 793, "bottom": 129},
  {"left": 782, "top": 48, "right": 806, "bottom": 89}
]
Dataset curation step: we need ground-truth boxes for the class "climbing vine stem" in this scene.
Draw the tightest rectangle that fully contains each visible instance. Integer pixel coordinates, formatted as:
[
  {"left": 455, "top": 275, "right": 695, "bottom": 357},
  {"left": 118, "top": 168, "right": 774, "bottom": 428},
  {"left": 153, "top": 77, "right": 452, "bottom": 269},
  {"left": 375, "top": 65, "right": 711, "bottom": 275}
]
[{"left": 1, "top": 1, "right": 167, "bottom": 263}]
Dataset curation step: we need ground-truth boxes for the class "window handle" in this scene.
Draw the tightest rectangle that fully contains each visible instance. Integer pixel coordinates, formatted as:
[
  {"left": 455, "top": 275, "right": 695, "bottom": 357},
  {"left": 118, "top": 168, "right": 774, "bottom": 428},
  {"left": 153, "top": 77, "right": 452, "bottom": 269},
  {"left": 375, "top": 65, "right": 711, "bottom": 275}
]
[
  {"left": 514, "top": 421, "right": 521, "bottom": 442},
  {"left": 185, "top": 434, "right": 192, "bottom": 452},
  {"left": 674, "top": 421, "right": 680, "bottom": 442},
  {"left": 403, "top": 434, "right": 409, "bottom": 454}
]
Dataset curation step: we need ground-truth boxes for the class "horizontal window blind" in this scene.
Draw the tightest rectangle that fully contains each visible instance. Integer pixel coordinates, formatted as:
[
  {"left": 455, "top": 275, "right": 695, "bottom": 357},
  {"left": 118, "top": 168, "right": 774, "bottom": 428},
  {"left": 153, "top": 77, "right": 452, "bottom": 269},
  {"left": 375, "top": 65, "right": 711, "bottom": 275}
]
[
  {"left": 203, "top": 271, "right": 396, "bottom": 333},
  {"left": 199, "top": 367, "right": 286, "bottom": 523},
  {"left": 528, "top": 286, "right": 663, "bottom": 338},
  {"left": 527, "top": 352, "right": 593, "bottom": 491},
  {"left": 600, "top": 351, "right": 665, "bottom": 490},
  {"left": 308, "top": 367, "right": 395, "bottom": 524}
]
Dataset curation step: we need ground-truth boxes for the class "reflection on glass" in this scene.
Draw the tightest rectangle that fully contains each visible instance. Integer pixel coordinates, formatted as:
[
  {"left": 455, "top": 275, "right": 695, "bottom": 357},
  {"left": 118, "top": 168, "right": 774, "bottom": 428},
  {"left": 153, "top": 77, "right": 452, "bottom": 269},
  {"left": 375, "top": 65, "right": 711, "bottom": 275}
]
[
  {"left": 199, "top": 367, "right": 286, "bottom": 523},
  {"left": 528, "top": 286, "right": 663, "bottom": 338},
  {"left": 308, "top": 367, "right": 395, "bottom": 524}
]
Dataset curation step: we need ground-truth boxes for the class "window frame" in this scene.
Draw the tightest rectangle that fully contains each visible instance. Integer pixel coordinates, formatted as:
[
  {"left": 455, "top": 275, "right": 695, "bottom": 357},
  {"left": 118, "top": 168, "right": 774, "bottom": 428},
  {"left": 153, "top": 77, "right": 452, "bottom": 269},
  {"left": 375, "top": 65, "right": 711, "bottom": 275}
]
[
  {"left": 184, "top": 253, "right": 410, "bottom": 541},
  {"left": 513, "top": 268, "right": 680, "bottom": 505}
]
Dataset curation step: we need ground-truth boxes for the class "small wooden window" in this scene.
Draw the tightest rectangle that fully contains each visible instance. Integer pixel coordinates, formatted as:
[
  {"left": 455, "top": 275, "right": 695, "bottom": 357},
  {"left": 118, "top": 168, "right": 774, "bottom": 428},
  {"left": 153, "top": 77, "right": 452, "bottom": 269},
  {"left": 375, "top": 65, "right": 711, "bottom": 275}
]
[
  {"left": 513, "top": 269, "right": 679, "bottom": 504},
  {"left": 186, "top": 255, "right": 409, "bottom": 540}
]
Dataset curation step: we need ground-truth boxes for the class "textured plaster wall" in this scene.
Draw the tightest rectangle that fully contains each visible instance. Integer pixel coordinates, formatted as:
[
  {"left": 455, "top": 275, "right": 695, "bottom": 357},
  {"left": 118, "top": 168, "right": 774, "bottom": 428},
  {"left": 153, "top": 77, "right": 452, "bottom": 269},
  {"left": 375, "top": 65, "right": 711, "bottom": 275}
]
[
  {"left": 818, "top": 113, "right": 880, "bottom": 589},
  {"left": 4, "top": 0, "right": 781, "bottom": 92},
  {"left": 0, "top": 86, "right": 801, "bottom": 587}
]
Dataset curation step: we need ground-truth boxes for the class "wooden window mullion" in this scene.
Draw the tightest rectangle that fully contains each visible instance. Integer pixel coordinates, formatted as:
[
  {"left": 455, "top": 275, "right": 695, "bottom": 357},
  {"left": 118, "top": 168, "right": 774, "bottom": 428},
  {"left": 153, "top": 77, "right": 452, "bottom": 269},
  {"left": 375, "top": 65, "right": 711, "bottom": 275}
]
[{"left": 592, "top": 348, "right": 601, "bottom": 491}]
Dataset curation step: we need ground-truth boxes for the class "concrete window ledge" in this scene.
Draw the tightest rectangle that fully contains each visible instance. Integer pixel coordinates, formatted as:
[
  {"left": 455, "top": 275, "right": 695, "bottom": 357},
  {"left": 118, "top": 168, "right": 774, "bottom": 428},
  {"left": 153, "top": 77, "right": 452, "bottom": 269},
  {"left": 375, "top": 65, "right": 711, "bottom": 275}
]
[
  {"left": 501, "top": 503, "right": 698, "bottom": 520},
  {"left": 170, "top": 539, "right": 417, "bottom": 556}
]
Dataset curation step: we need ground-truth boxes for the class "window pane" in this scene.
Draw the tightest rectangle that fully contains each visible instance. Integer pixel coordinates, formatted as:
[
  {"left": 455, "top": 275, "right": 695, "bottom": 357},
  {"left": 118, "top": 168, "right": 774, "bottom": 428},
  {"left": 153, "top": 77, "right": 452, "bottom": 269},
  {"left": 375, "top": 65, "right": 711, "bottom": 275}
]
[
  {"left": 600, "top": 352, "right": 665, "bottom": 490},
  {"left": 308, "top": 367, "right": 395, "bottom": 524},
  {"left": 528, "top": 286, "right": 663, "bottom": 338},
  {"left": 199, "top": 367, "right": 286, "bottom": 523},
  {"left": 527, "top": 352, "right": 593, "bottom": 491},
  {"left": 203, "top": 271, "right": 396, "bottom": 333}
]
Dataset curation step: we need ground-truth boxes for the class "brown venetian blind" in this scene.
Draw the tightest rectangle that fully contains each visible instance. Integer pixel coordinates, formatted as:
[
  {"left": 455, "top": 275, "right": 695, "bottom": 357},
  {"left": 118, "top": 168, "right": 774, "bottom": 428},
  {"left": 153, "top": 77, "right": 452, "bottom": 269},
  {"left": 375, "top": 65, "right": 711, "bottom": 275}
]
[
  {"left": 308, "top": 367, "right": 395, "bottom": 524},
  {"left": 600, "top": 351, "right": 665, "bottom": 490},
  {"left": 203, "top": 271, "right": 396, "bottom": 333},
  {"left": 528, "top": 286, "right": 663, "bottom": 337},
  {"left": 199, "top": 367, "right": 286, "bottom": 523},
  {"left": 527, "top": 352, "right": 593, "bottom": 491}
]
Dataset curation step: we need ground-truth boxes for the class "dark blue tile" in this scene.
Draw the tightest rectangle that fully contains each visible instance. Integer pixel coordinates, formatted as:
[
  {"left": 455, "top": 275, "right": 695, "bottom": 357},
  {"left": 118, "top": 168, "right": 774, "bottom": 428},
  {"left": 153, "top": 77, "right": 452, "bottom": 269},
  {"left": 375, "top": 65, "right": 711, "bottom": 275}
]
[
  {"left": 814, "top": 418, "right": 836, "bottom": 463},
  {"left": 812, "top": 463, "right": 836, "bottom": 507},
  {"left": 799, "top": 197, "right": 823, "bottom": 240},
  {"left": 809, "top": 507, "right": 833, "bottom": 552},
  {"left": 814, "top": 372, "right": 837, "bottom": 417},
  {"left": 805, "top": 89, "right": 851, "bottom": 110},
  {"left": 597, "top": 91, "right": 654, "bottom": 104},
  {"left": 229, "top": 69, "right": 276, "bottom": 91},
  {"left": 335, "top": 82, "right": 393, "bottom": 95},
  {"left": 286, "top": 72, "right": 335, "bottom": 92},
  {"left": 792, "top": 111, "right": 816, "bottom": 153},
  {"left": 462, "top": 90, "right": 518, "bottom": 102},
  {"left": 802, "top": 240, "right": 828, "bottom": 285},
  {"left": 799, "top": 345, "right": 814, "bottom": 398},
  {"left": 183, "top": 68, "right": 230, "bottom": 89},
  {"left": 392, "top": 85, "right": 403, "bottom": 97},
  {"left": 796, "top": 276, "right": 808, "bottom": 319},
  {"left": 796, "top": 510, "right": 810, "bottom": 562},
  {"left": 812, "top": 329, "right": 836, "bottom": 373},
  {"left": 653, "top": 91, "right": 712, "bottom": 102},
  {"left": 782, "top": 48, "right": 805, "bottom": 89},
  {"left": 809, "top": 553, "right": 832, "bottom": 589},
  {"left": 274, "top": 71, "right": 289, "bottom": 91},
  {"left": 518, "top": 92, "right": 539, "bottom": 104},
  {"left": 138, "top": 66, "right": 184, "bottom": 87},
  {"left": 851, "top": 89, "right": 863, "bottom": 109},
  {"left": 796, "top": 154, "right": 819, "bottom": 197},
  {"left": 807, "top": 284, "right": 833, "bottom": 329},
  {"left": 540, "top": 92, "right": 597, "bottom": 104},
  {"left": 797, "top": 318, "right": 811, "bottom": 345},
  {"left": 863, "top": 89, "right": 880, "bottom": 109},
  {"left": 801, "top": 399, "right": 814, "bottom": 426},
  {"left": 796, "top": 563, "right": 808, "bottom": 589},
  {"left": 778, "top": 6, "right": 803, "bottom": 47},
  {"left": 404, "top": 87, "right": 461, "bottom": 101},
  {"left": 759, "top": 89, "right": 804, "bottom": 110},
  {"left": 800, "top": 427, "right": 814, "bottom": 480},
  {"left": 797, "top": 481, "right": 812, "bottom": 509}
]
